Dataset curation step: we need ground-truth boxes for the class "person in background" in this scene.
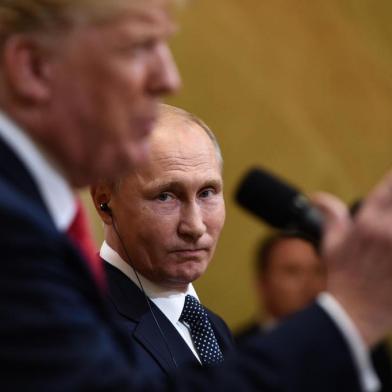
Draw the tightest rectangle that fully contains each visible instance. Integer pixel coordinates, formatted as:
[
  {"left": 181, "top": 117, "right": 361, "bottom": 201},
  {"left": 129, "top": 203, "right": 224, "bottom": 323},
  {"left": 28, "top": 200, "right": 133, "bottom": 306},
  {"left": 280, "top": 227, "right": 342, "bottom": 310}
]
[
  {"left": 236, "top": 230, "right": 392, "bottom": 392},
  {"left": 236, "top": 231, "right": 325, "bottom": 341}
]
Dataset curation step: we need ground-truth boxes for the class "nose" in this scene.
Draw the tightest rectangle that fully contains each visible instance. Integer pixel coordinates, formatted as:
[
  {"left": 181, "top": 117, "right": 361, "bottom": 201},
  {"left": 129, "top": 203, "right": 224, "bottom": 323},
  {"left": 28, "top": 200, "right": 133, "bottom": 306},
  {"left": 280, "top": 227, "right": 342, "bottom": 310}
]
[
  {"left": 178, "top": 202, "right": 206, "bottom": 242},
  {"left": 149, "top": 43, "right": 182, "bottom": 96}
]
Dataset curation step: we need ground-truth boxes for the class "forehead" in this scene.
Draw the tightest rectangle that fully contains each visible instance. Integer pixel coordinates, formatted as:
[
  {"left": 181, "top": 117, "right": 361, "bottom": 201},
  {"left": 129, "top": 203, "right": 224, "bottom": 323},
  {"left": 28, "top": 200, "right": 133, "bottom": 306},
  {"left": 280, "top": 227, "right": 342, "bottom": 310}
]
[
  {"left": 102, "top": 1, "right": 175, "bottom": 32},
  {"left": 131, "top": 121, "right": 222, "bottom": 186},
  {"left": 269, "top": 239, "right": 318, "bottom": 266},
  {"left": 78, "top": 0, "right": 171, "bottom": 20},
  {"left": 76, "top": 1, "right": 176, "bottom": 41}
]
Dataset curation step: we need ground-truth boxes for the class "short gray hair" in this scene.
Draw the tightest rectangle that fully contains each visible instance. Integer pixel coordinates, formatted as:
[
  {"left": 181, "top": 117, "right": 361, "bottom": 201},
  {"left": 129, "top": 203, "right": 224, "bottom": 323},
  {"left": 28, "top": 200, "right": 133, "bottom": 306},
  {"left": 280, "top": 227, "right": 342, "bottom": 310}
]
[
  {"left": 109, "top": 104, "right": 223, "bottom": 193},
  {"left": 157, "top": 103, "right": 223, "bottom": 167}
]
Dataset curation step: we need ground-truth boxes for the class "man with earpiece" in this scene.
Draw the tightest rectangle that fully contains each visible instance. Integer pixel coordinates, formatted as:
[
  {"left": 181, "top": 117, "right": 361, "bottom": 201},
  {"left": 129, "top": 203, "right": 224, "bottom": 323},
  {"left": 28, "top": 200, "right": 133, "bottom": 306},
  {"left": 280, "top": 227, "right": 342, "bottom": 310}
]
[
  {"left": 90, "top": 103, "right": 384, "bottom": 392},
  {"left": 90, "top": 104, "right": 235, "bottom": 378}
]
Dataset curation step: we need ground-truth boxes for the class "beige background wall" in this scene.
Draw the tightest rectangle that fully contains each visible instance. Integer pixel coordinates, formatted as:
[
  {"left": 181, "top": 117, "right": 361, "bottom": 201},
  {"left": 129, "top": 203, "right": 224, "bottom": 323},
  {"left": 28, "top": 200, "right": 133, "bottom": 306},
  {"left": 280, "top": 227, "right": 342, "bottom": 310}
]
[{"left": 84, "top": 0, "right": 392, "bottom": 330}]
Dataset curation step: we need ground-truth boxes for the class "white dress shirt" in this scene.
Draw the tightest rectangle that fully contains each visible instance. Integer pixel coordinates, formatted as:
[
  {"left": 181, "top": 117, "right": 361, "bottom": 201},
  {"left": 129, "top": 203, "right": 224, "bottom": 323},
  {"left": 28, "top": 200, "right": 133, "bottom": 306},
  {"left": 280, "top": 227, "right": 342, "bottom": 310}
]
[
  {"left": 318, "top": 293, "right": 380, "bottom": 392},
  {"left": 100, "top": 241, "right": 202, "bottom": 362},
  {"left": 0, "top": 111, "right": 75, "bottom": 231}
]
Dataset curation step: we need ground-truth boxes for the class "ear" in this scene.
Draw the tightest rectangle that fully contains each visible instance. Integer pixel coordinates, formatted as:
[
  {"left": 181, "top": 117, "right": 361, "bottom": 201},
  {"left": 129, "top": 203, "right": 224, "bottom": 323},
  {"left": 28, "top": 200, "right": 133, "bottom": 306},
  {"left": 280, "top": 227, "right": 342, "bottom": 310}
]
[
  {"left": 90, "top": 183, "right": 113, "bottom": 225},
  {"left": 3, "top": 35, "right": 54, "bottom": 102}
]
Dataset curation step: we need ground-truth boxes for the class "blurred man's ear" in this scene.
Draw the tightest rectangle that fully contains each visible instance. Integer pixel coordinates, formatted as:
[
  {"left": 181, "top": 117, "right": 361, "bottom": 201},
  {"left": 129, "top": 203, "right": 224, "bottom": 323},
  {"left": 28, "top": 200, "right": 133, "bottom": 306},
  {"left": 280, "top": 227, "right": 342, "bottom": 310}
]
[
  {"left": 2, "top": 35, "right": 54, "bottom": 102},
  {"left": 90, "top": 183, "right": 113, "bottom": 225}
]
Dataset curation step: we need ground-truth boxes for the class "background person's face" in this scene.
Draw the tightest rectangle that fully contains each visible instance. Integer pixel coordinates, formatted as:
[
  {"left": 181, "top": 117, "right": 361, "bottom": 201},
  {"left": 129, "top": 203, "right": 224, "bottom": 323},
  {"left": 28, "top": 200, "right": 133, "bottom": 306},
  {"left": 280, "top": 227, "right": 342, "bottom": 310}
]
[
  {"left": 258, "top": 238, "right": 326, "bottom": 319},
  {"left": 41, "top": 3, "right": 181, "bottom": 186},
  {"left": 109, "top": 122, "right": 225, "bottom": 290}
]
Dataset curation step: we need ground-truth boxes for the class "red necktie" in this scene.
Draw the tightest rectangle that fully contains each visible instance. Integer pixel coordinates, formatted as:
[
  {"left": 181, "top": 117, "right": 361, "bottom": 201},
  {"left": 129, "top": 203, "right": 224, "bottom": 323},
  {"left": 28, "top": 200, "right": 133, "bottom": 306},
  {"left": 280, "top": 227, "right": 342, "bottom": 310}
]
[{"left": 67, "top": 198, "right": 106, "bottom": 291}]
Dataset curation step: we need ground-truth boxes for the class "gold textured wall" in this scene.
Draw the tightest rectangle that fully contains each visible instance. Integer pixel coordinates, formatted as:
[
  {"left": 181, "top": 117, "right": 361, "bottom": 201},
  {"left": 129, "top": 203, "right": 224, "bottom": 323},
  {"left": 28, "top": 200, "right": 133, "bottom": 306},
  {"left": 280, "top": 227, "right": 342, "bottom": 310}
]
[{"left": 85, "top": 0, "right": 392, "bottom": 330}]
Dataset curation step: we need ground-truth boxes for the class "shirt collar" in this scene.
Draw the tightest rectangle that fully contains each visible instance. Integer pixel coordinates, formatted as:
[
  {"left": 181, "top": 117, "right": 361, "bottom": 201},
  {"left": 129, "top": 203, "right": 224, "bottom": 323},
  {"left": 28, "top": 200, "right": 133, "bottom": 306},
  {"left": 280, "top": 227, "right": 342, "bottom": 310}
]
[
  {"left": 0, "top": 111, "right": 76, "bottom": 231},
  {"left": 100, "top": 241, "right": 199, "bottom": 325}
]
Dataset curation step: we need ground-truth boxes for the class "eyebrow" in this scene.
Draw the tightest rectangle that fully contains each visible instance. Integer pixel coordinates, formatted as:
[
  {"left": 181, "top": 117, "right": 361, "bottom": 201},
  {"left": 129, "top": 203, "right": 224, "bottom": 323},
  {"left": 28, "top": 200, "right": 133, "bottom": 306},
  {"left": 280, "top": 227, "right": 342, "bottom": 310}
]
[
  {"left": 147, "top": 178, "right": 223, "bottom": 193},
  {"left": 115, "top": 22, "right": 177, "bottom": 43}
]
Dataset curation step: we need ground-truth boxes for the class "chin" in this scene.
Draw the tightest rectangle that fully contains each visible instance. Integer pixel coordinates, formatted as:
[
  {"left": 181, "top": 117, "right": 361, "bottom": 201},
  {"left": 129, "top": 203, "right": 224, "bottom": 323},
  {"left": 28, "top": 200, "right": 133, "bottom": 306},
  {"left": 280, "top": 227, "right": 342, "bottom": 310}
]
[
  {"left": 176, "top": 268, "right": 206, "bottom": 285},
  {"left": 163, "top": 261, "right": 209, "bottom": 287}
]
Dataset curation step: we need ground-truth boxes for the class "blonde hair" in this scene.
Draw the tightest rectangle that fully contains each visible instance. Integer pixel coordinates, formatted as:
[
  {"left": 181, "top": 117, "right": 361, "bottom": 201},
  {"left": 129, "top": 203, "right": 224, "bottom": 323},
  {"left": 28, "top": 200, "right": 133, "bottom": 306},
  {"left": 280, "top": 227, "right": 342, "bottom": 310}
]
[{"left": 0, "top": 0, "right": 175, "bottom": 45}]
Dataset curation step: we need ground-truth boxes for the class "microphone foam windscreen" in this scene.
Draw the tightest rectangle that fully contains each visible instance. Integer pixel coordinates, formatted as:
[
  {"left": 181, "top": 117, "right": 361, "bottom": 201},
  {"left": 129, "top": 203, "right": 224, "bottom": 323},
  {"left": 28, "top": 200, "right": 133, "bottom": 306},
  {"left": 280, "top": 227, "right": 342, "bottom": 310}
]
[{"left": 235, "top": 167, "right": 300, "bottom": 229}]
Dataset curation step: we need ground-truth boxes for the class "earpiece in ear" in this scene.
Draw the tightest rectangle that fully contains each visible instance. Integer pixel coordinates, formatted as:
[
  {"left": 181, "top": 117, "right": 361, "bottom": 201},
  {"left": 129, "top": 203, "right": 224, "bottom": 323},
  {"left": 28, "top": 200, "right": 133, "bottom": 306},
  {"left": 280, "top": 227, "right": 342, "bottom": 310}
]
[{"left": 100, "top": 202, "right": 111, "bottom": 214}]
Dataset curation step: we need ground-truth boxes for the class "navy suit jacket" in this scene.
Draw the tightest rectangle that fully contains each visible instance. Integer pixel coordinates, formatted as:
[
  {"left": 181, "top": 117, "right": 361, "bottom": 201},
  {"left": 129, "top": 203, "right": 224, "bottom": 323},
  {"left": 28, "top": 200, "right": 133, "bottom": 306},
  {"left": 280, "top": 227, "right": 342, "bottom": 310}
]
[
  {"left": 103, "top": 260, "right": 235, "bottom": 377},
  {"left": 0, "top": 136, "right": 363, "bottom": 391},
  {"left": 236, "top": 320, "right": 391, "bottom": 391}
]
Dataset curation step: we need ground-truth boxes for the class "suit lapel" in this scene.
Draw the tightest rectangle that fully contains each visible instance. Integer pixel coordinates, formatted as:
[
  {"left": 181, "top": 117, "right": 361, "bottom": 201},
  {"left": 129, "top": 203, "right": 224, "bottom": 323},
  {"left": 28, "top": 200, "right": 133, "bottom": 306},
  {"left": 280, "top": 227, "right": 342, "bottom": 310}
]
[
  {"left": 104, "top": 261, "right": 200, "bottom": 374},
  {"left": 0, "top": 138, "right": 116, "bottom": 322},
  {"left": 0, "top": 138, "right": 52, "bottom": 223},
  {"left": 133, "top": 308, "right": 199, "bottom": 373},
  {"left": 207, "top": 310, "right": 235, "bottom": 355}
]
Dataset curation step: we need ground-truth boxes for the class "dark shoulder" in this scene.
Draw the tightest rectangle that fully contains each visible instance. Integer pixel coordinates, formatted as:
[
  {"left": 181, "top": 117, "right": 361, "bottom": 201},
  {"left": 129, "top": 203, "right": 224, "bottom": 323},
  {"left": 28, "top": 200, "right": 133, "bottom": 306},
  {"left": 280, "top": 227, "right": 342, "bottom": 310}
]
[
  {"left": 234, "top": 322, "right": 263, "bottom": 345},
  {"left": 0, "top": 177, "right": 55, "bottom": 241}
]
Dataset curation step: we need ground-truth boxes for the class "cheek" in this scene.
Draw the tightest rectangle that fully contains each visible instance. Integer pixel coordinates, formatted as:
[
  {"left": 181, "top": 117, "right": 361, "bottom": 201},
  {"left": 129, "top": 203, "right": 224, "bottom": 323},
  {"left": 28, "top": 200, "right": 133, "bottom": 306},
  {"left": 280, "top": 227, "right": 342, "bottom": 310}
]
[
  {"left": 209, "top": 214, "right": 225, "bottom": 241},
  {"left": 138, "top": 220, "right": 174, "bottom": 254},
  {"left": 79, "top": 64, "right": 141, "bottom": 123},
  {"left": 105, "top": 58, "right": 148, "bottom": 103},
  {"left": 205, "top": 202, "right": 226, "bottom": 235},
  {"left": 269, "top": 277, "right": 292, "bottom": 297}
]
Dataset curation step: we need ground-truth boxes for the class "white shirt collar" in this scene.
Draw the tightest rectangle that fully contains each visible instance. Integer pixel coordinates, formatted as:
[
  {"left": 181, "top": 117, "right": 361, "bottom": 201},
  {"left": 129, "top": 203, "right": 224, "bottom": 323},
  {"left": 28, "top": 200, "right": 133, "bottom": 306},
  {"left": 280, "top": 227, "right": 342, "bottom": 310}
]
[
  {"left": 0, "top": 111, "right": 76, "bottom": 231},
  {"left": 100, "top": 241, "right": 199, "bottom": 325}
]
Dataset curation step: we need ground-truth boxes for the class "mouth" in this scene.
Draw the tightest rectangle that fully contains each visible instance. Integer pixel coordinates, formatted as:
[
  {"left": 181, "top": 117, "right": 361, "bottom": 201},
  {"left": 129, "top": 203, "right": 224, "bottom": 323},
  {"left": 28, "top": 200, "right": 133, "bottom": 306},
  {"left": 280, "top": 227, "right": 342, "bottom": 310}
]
[{"left": 170, "top": 248, "right": 209, "bottom": 259}]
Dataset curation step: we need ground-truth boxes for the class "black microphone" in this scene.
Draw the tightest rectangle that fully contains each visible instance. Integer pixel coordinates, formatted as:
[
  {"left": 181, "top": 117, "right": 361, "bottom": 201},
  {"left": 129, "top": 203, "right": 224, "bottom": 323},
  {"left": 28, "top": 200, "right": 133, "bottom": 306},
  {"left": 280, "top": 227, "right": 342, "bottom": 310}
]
[{"left": 235, "top": 167, "right": 324, "bottom": 244}]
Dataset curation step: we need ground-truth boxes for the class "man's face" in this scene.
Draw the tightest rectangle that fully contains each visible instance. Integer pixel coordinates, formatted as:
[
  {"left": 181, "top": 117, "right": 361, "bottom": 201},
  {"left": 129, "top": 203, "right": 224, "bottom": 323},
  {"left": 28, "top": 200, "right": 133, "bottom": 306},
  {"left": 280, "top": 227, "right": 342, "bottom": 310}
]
[
  {"left": 108, "top": 121, "right": 225, "bottom": 290},
  {"left": 259, "top": 238, "right": 326, "bottom": 320},
  {"left": 41, "top": 2, "right": 180, "bottom": 186}
]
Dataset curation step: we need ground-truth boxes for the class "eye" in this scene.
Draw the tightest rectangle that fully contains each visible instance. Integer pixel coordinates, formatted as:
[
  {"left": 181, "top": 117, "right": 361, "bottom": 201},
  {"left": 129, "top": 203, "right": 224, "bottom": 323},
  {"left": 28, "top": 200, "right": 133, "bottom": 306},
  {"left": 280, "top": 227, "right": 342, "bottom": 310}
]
[
  {"left": 130, "top": 39, "right": 158, "bottom": 56},
  {"left": 157, "top": 192, "right": 173, "bottom": 202},
  {"left": 115, "top": 39, "right": 156, "bottom": 58},
  {"left": 199, "top": 188, "right": 215, "bottom": 198}
]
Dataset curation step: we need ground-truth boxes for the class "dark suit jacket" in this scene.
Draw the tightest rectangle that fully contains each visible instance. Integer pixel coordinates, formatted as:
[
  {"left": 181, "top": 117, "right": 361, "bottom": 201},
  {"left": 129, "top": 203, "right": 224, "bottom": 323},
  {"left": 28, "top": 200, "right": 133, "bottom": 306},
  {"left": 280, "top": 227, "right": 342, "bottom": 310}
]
[
  {"left": 236, "top": 320, "right": 392, "bottom": 392},
  {"left": 0, "top": 136, "right": 363, "bottom": 391},
  {"left": 0, "top": 137, "right": 139, "bottom": 390},
  {"left": 235, "top": 322, "right": 263, "bottom": 345},
  {"left": 104, "top": 260, "right": 235, "bottom": 377}
]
